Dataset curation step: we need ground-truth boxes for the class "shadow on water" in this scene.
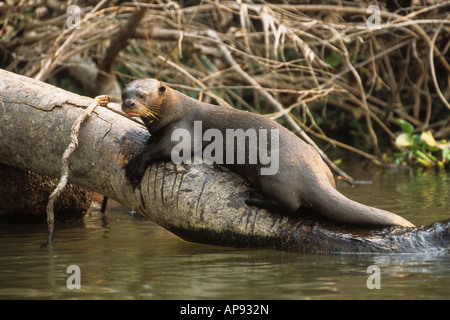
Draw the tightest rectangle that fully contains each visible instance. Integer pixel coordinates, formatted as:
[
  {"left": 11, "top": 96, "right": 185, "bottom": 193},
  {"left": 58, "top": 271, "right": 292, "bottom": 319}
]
[{"left": 0, "top": 158, "right": 448, "bottom": 299}]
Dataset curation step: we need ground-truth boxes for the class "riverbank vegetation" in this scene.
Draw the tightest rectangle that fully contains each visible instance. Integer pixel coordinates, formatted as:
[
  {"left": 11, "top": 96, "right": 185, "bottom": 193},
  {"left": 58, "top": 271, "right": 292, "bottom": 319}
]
[{"left": 1, "top": 0, "right": 449, "bottom": 172}]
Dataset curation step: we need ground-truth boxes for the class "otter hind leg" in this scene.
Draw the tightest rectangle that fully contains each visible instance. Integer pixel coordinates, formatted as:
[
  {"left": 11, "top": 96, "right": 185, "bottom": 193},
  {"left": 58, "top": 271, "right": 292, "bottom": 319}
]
[
  {"left": 245, "top": 190, "right": 280, "bottom": 212},
  {"left": 246, "top": 188, "right": 300, "bottom": 215}
]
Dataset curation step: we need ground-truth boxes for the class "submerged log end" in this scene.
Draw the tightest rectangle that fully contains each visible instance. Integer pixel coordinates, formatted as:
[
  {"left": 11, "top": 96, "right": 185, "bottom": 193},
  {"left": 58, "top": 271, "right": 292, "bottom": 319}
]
[{"left": 166, "top": 213, "right": 450, "bottom": 254}]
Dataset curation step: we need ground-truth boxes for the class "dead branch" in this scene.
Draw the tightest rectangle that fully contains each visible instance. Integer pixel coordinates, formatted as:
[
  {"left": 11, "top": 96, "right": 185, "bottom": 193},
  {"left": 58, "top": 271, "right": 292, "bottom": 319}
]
[
  {"left": 97, "top": 6, "right": 147, "bottom": 75},
  {"left": 2, "top": 1, "right": 449, "bottom": 168}
]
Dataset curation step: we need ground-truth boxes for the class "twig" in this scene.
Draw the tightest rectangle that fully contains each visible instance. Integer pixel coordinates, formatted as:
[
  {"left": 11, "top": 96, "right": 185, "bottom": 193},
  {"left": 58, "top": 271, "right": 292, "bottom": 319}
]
[
  {"left": 35, "top": 0, "right": 108, "bottom": 81},
  {"left": 97, "top": 6, "right": 147, "bottom": 74},
  {"left": 156, "top": 55, "right": 232, "bottom": 108},
  {"left": 46, "top": 95, "right": 110, "bottom": 244},
  {"left": 429, "top": 23, "right": 450, "bottom": 111},
  {"left": 181, "top": 2, "right": 450, "bottom": 72},
  {"left": 329, "top": 27, "right": 381, "bottom": 156},
  {"left": 294, "top": 117, "right": 379, "bottom": 162}
]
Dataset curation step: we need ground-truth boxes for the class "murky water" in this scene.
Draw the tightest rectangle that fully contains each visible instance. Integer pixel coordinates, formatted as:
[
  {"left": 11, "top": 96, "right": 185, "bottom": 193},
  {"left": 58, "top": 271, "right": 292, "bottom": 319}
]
[{"left": 0, "top": 163, "right": 449, "bottom": 300}]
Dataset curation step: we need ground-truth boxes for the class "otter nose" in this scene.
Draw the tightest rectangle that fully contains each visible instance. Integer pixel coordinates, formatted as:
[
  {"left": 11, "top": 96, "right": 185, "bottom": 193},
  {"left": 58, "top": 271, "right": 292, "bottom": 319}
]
[{"left": 123, "top": 99, "right": 135, "bottom": 108}]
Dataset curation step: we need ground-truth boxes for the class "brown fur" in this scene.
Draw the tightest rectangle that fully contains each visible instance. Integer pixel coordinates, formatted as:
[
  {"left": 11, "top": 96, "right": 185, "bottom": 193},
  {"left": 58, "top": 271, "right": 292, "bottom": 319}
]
[{"left": 122, "top": 79, "right": 415, "bottom": 228}]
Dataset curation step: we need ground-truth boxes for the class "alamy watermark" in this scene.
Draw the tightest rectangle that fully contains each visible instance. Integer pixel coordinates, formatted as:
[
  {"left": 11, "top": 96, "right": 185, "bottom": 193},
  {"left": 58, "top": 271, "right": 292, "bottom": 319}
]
[
  {"left": 66, "top": 5, "right": 81, "bottom": 30},
  {"left": 366, "top": 5, "right": 381, "bottom": 29},
  {"left": 66, "top": 265, "right": 81, "bottom": 289},
  {"left": 366, "top": 265, "right": 381, "bottom": 289},
  {"left": 171, "top": 121, "right": 280, "bottom": 175}
]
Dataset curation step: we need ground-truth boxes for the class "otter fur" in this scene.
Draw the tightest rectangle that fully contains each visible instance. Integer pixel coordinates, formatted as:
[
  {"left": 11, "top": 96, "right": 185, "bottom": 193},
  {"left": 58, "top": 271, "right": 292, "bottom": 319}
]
[{"left": 121, "top": 79, "right": 415, "bottom": 228}]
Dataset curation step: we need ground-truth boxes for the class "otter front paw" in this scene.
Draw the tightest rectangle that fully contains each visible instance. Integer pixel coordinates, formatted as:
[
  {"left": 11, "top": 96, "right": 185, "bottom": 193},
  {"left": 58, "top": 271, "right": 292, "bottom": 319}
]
[{"left": 124, "top": 154, "right": 149, "bottom": 188}]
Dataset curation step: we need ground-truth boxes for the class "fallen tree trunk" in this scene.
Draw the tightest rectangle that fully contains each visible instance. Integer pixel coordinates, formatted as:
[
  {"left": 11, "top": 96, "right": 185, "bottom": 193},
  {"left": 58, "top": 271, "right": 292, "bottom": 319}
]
[{"left": 0, "top": 69, "right": 448, "bottom": 253}]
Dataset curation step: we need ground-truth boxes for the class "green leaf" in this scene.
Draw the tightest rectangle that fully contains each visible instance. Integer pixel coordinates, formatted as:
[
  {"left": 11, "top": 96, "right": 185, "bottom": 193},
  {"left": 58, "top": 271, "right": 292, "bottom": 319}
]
[
  {"left": 416, "top": 157, "right": 434, "bottom": 167},
  {"left": 428, "top": 153, "right": 438, "bottom": 162},
  {"left": 398, "top": 119, "right": 414, "bottom": 134},
  {"left": 437, "top": 141, "right": 450, "bottom": 151},
  {"left": 421, "top": 131, "right": 437, "bottom": 147},
  {"left": 412, "top": 134, "right": 422, "bottom": 149},
  {"left": 442, "top": 149, "right": 450, "bottom": 162},
  {"left": 395, "top": 133, "right": 414, "bottom": 147},
  {"left": 416, "top": 150, "right": 437, "bottom": 163},
  {"left": 325, "top": 53, "right": 340, "bottom": 67}
]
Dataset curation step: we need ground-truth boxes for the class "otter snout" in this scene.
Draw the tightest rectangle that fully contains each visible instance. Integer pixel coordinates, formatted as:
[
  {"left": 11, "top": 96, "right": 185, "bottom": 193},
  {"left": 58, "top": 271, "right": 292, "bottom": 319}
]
[
  {"left": 122, "top": 98, "right": 135, "bottom": 109},
  {"left": 122, "top": 98, "right": 141, "bottom": 117}
]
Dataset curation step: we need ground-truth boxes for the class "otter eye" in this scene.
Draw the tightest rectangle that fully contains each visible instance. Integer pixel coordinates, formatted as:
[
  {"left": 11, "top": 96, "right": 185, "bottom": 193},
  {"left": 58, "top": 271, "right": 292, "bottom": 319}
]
[
  {"left": 158, "top": 86, "right": 166, "bottom": 94},
  {"left": 136, "top": 92, "right": 145, "bottom": 99}
]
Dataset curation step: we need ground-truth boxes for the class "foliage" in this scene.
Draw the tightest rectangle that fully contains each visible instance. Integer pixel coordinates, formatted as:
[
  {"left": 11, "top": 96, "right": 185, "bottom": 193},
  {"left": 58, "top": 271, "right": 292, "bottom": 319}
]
[{"left": 393, "top": 119, "right": 450, "bottom": 169}]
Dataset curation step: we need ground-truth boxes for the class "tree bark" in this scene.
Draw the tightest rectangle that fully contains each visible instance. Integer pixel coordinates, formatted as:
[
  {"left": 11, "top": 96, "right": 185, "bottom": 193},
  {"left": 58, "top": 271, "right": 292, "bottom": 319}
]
[
  {"left": 0, "top": 163, "right": 92, "bottom": 222},
  {"left": 0, "top": 69, "right": 448, "bottom": 253}
]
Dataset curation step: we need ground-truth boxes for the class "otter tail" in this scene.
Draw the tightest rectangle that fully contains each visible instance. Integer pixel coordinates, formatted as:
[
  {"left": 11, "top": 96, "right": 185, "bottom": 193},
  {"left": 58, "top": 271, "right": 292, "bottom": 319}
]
[{"left": 307, "top": 185, "right": 415, "bottom": 228}]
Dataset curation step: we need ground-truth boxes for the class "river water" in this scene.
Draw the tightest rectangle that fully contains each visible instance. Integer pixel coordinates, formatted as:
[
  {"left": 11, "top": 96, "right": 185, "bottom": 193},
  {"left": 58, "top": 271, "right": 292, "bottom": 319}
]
[{"left": 0, "top": 163, "right": 449, "bottom": 300}]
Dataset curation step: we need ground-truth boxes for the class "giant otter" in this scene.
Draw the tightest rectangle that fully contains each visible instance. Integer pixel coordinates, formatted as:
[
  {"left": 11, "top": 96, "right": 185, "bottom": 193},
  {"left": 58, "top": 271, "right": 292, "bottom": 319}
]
[{"left": 121, "top": 79, "right": 415, "bottom": 228}]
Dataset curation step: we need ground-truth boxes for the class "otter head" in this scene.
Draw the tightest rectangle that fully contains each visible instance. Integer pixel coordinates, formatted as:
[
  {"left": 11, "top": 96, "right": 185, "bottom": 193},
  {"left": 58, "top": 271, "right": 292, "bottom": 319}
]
[{"left": 122, "top": 79, "right": 167, "bottom": 127}]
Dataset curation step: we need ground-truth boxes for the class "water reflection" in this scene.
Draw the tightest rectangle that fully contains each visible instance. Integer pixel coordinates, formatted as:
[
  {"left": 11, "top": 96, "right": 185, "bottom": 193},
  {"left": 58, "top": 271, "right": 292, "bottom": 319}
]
[
  {"left": 0, "top": 209, "right": 449, "bottom": 299},
  {"left": 336, "top": 164, "right": 449, "bottom": 226},
  {"left": 0, "top": 161, "right": 449, "bottom": 299}
]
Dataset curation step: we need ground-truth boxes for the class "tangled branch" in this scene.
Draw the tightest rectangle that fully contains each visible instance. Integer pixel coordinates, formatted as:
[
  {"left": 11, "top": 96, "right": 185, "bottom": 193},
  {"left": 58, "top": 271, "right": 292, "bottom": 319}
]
[{"left": 1, "top": 0, "right": 449, "bottom": 169}]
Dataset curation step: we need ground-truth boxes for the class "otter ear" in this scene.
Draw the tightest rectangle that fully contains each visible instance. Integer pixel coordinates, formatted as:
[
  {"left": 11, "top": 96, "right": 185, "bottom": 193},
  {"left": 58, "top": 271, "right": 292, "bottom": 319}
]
[{"left": 158, "top": 85, "right": 166, "bottom": 95}]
